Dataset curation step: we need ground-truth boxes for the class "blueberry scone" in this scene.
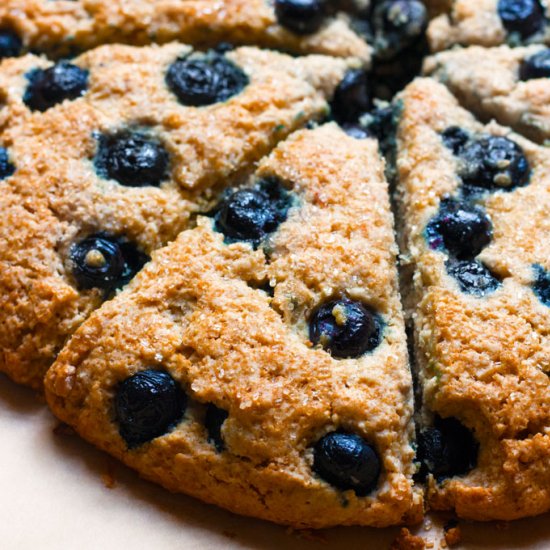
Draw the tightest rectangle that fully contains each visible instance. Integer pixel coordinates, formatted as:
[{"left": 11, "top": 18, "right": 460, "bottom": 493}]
[
  {"left": 394, "top": 78, "right": 550, "bottom": 520},
  {"left": 0, "top": 0, "right": 372, "bottom": 61},
  {"left": 0, "top": 42, "right": 356, "bottom": 389},
  {"left": 428, "top": 0, "right": 550, "bottom": 52},
  {"left": 424, "top": 45, "right": 550, "bottom": 143},
  {"left": 44, "top": 124, "right": 422, "bottom": 528}
]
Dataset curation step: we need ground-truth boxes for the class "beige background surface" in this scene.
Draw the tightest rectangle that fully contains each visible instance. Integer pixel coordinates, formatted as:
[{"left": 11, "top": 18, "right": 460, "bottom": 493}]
[{"left": 0, "top": 373, "right": 548, "bottom": 550}]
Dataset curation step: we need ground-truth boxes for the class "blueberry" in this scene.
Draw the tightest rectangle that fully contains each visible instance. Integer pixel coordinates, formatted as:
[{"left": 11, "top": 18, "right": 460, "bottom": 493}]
[
  {"left": 205, "top": 404, "right": 229, "bottom": 452},
  {"left": 372, "top": 0, "right": 428, "bottom": 61},
  {"left": 497, "top": 0, "right": 545, "bottom": 38},
  {"left": 0, "top": 30, "right": 22, "bottom": 60},
  {"left": 95, "top": 132, "right": 170, "bottom": 187},
  {"left": 23, "top": 62, "right": 88, "bottom": 112},
  {"left": 426, "top": 199, "right": 493, "bottom": 259},
  {"left": 313, "top": 432, "right": 380, "bottom": 495},
  {"left": 331, "top": 70, "right": 371, "bottom": 124},
  {"left": 441, "top": 126, "right": 469, "bottom": 155},
  {"left": 459, "top": 136, "right": 530, "bottom": 193},
  {"left": 416, "top": 417, "right": 478, "bottom": 481},
  {"left": 519, "top": 48, "right": 550, "bottom": 80},
  {"left": 115, "top": 370, "right": 187, "bottom": 449},
  {"left": 446, "top": 259, "right": 501, "bottom": 296},
  {"left": 214, "top": 178, "right": 292, "bottom": 247},
  {"left": 70, "top": 234, "right": 149, "bottom": 292},
  {"left": 166, "top": 53, "right": 248, "bottom": 106},
  {"left": 533, "top": 265, "right": 550, "bottom": 307},
  {"left": 274, "top": 0, "right": 327, "bottom": 35},
  {"left": 309, "top": 298, "right": 382, "bottom": 358},
  {"left": 342, "top": 123, "right": 372, "bottom": 140},
  {"left": 0, "top": 147, "right": 15, "bottom": 180}
]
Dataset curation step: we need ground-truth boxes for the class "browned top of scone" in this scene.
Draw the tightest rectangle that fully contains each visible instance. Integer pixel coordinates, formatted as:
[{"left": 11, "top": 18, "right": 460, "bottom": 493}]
[
  {"left": 0, "top": 0, "right": 371, "bottom": 61},
  {"left": 428, "top": 0, "right": 550, "bottom": 52},
  {"left": 45, "top": 124, "right": 422, "bottom": 528},
  {"left": 0, "top": 42, "right": 355, "bottom": 388},
  {"left": 424, "top": 45, "right": 550, "bottom": 143},
  {"left": 395, "top": 78, "right": 550, "bottom": 520}
]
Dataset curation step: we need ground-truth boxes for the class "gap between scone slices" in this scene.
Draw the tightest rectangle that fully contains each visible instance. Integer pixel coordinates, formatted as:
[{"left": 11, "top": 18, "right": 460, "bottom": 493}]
[
  {"left": 424, "top": 44, "right": 550, "bottom": 144},
  {"left": 428, "top": 0, "right": 550, "bottom": 52},
  {"left": 45, "top": 124, "right": 423, "bottom": 528},
  {"left": 0, "top": 41, "right": 358, "bottom": 389},
  {"left": 393, "top": 77, "right": 550, "bottom": 521},
  {"left": 0, "top": 0, "right": 371, "bottom": 61}
]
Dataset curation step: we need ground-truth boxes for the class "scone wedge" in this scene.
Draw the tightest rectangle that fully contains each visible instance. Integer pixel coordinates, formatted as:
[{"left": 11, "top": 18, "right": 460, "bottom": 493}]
[
  {"left": 0, "top": 42, "right": 356, "bottom": 388},
  {"left": 45, "top": 125, "right": 422, "bottom": 528},
  {"left": 394, "top": 78, "right": 550, "bottom": 521}
]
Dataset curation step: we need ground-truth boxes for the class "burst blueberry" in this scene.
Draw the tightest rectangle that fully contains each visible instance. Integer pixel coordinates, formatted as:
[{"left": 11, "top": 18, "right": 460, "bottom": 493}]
[
  {"left": 446, "top": 259, "right": 501, "bottom": 296},
  {"left": 95, "top": 131, "right": 170, "bottom": 187},
  {"left": 520, "top": 48, "right": 550, "bottom": 80},
  {"left": 115, "top": 370, "right": 187, "bottom": 449},
  {"left": 274, "top": 0, "right": 327, "bottom": 35},
  {"left": 214, "top": 179, "right": 292, "bottom": 247},
  {"left": 70, "top": 234, "right": 149, "bottom": 292},
  {"left": 342, "top": 123, "right": 372, "bottom": 140},
  {"left": 533, "top": 265, "right": 550, "bottom": 307},
  {"left": 441, "top": 126, "right": 469, "bottom": 155},
  {"left": 309, "top": 298, "right": 382, "bottom": 358},
  {"left": 0, "top": 147, "right": 15, "bottom": 180},
  {"left": 331, "top": 70, "right": 371, "bottom": 124},
  {"left": 497, "top": 0, "right": 545, "bottom": 38},
  {"left": 23, "top": 62, "right": 89, "bottom": 112},
  {"left": 205, "top": 404, "right": 229, "bottom": 452},
  {"left": 166, "top": 53, "right": 248, "bottom": 106},
  {"left": 426, "top": 199, "right": 493, "bottom": 259},
  {"left": 416, "top": 417, "right": 478, "bottom": 481},
  {"left": 313, "top": 432, "right": 380, "bottom": 495},
  {"left": 0, "top": 30, "right": 22, "bottom": 59}
]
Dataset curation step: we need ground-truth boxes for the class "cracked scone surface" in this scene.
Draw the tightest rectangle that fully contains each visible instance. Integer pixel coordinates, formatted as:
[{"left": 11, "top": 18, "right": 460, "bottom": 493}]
[
  {"left": 0, "top": 42, "right": 355, "bottom": 389},
  {"left": 424, "top": 45, "right": 550, "bottom": 143},
  {"left": 0, "top": 0, "right": 371, "bottom": 61},
  {"left": 394, "top": 78, "right": 550, "bottom": 520},
  {"left": 45, "top": 125, "right": 422, "bottom": 528},
  {"left": 428, "top": 0, "right": 550, "bottom": 52}
]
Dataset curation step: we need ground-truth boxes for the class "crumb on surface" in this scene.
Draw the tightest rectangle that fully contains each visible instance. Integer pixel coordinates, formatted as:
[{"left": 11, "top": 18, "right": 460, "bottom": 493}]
[{"left": 390, "top": 527, "right": 426, "bottom": 550}]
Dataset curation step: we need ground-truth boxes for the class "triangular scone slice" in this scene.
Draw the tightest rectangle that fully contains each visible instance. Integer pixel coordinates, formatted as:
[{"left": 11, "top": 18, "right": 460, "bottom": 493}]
[
  {"left": 45, "top": 125, "right": 422, "bottom": 528},
  {"left": 0, "top": 0, "right": 371, "bottom": 61},
  {"left": 424, "top": 45, "right": 550, "bottom": 143},
  {"left": 394, "top": 78, "right": 550, "bottom": 520},
  {"left": 0, "top": 44, "right": 355, "bottom": 389},
  {"left": 428, "top": 0, "right": 550, "bottom": 52}
]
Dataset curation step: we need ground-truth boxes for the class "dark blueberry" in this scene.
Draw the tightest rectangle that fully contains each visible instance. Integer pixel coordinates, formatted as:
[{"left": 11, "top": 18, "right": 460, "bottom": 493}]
[
  {"left": 361, "top": 105, "right": 395, "bottom": 143},
  {"left": 205, "top": 404, "right": 229, "bottom": 452},
  {"left": 372, "top": 0, "right": 428, "bottom": 61},
  {"left": 446, "top": 259, "right": 501, "bottom": 296},
  {"left": 0, "top": 147, "right": 15, "bottom": 180},
  {"left": 214, "top": 178, "right": 292, "bottom": 247},
  {"left": 497, "top": 0, "right": 545, "bottom": 38},
  {"left": 309, "top": 298, "right": 382, "bottom": 358},
  {"left": 459, "top": 136, "right": 530, "bottom": 193},
  {"left": 166, "top": 53, "right": 248, "bottom": 106},
  {"left": 70, "top": 234, "right": 149, "bottom": 292},
  {"left": 342, "top": 123, "right": 372, "bottom": 140},
  {"left": 426, "top": 199, "right": 493, "bottom": 259},
  {"left": 313, "top": 432, "right": 380, "bottom": 495},
  {"left": 0, "top": 30, "right": 22, "bottom": 60},
  {"left": 23, "top": 62, "right": 88, "bottom": 112},
  {"left": 95, "top": 132, "right": 169, "bottom": 187},
  {"left": 519, "top": 48, "right": 550, "bottom": 80},
  {"left": 115, "top": 370, "right": 187, "bottom": 449},
  {"left": 441, "top": 126, "right": 469, "bottom": 155},
  {"left": 274, "top": 0, "right": 327, "bottom": 35},
  {"left": 533, "top": 265, "right": 550, "bottom": 307},
  {"left": 416, "top": 417, "right": 478, "bottom": 481},
  {"left": 331, "top": 70, "right": 371, "bottom": 124}
]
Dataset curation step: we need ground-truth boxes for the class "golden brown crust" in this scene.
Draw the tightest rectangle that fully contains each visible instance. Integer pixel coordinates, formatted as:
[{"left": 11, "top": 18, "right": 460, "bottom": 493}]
[
  {"left": 45, "top": 125, "right": 422, "bottom": 528},
  {"left": 0, "top": 43, "right": 354, "bottom": 389},
  {"left": 424, "top": 45, "right": 550, "bottom": 143},
  {"left": 395, "top": 78, "right": 550, "bottom": 521},
  {"left": 0, "top": 0, "right": 371, "bottom": 61}
]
